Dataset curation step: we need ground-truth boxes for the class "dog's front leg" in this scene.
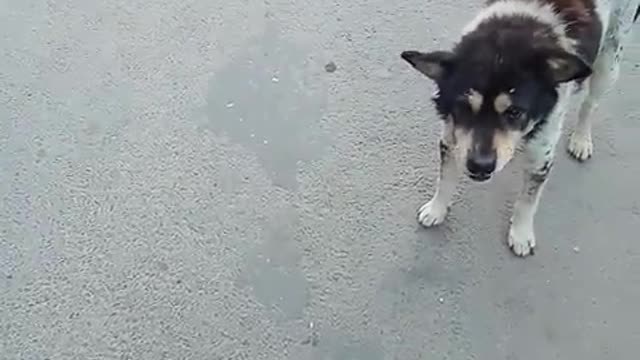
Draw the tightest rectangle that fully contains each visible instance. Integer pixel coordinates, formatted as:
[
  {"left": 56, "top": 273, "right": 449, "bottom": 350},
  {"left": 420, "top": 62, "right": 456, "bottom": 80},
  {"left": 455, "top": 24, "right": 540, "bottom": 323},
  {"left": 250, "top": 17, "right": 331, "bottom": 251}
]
[
  {"left": 509, "top": 85, "right": 570, "bottom": 257},
  {"left": 509, "top": 136, "right": 557, "bottom": 257},
  {"left": 418, "top": 125, "right": 460, "bottom": 227}
]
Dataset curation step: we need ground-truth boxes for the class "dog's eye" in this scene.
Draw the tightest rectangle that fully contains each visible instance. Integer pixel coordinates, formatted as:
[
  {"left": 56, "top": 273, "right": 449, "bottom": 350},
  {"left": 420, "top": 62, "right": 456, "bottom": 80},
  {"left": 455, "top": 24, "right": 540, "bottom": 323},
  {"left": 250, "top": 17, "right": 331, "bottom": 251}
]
[{"left": 504, "top": 106, "right": 524, "bottom": 121}]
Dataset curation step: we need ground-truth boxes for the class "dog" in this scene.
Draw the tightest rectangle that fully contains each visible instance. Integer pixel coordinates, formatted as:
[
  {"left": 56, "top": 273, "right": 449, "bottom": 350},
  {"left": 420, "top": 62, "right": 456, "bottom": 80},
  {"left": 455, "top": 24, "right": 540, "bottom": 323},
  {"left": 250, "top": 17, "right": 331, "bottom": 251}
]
[{"left": 401, "top": 0, "right": 639, "bottom": 257}]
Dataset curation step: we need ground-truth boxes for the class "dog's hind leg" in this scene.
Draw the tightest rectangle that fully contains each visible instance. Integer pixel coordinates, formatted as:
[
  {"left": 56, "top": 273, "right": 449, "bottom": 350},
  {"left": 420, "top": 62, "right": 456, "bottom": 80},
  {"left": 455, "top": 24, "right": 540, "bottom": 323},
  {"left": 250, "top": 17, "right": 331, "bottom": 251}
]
[
  {"left": 418, "top": 124, "right": 460, "bottom": 227},
  {"left": 567, "top": 56, "right": 617, "bottom": 160},
  {"left": 568, "top": 1, "right": 638, "bottom": 160}
]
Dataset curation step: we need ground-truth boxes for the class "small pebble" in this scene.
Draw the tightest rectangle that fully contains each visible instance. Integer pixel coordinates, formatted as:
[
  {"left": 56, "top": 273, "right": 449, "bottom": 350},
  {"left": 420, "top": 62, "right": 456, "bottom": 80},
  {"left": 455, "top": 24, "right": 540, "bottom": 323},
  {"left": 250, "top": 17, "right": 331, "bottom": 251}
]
[
  {"left": 573, "top": 246, "right": 580, "bottom": 253},
  {"left": 438, "top": 297, "right": 444, "bottom": 304},
  {"left": 271, "top": 76, "right": 279, "bottom": 82},
  {"left": 226, "top": 102, "right": 234, "bottom": 108},
  {"left": 324, "top": 61, "right": 337, "bottom": 73}
]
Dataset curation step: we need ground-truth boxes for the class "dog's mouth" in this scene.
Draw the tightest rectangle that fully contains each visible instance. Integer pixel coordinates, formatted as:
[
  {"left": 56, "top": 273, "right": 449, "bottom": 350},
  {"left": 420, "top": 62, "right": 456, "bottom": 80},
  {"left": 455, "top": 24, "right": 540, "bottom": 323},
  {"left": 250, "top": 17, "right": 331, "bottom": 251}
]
[{"left": 468, "top": 172, "right": 492, "bottom": 182}]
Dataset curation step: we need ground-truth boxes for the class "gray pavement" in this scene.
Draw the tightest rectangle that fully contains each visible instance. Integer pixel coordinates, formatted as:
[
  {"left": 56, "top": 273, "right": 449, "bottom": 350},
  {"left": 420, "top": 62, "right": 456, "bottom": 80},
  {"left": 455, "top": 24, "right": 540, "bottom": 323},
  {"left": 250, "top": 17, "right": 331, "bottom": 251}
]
[{"left": 1, "top": 1, "right": 640, "bottom": 359}]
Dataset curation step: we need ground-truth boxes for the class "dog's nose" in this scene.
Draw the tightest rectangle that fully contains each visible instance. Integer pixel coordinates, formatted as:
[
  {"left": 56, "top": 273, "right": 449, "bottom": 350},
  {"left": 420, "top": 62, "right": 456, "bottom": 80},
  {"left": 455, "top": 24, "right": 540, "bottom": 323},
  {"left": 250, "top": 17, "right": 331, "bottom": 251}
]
[{"left": 466, "top": 152, "right": 497, "bottom": 181}]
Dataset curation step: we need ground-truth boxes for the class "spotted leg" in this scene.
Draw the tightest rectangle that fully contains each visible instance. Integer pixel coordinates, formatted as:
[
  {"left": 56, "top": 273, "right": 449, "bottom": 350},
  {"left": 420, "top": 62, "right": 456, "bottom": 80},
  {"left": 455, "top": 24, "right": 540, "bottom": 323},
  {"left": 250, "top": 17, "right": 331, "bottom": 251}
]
[
  {"left": 508, "top": 157, "right": 553, "bottom": 256},
  {"left": 509, "top": 91, "right": 569, "bottom": 257}
]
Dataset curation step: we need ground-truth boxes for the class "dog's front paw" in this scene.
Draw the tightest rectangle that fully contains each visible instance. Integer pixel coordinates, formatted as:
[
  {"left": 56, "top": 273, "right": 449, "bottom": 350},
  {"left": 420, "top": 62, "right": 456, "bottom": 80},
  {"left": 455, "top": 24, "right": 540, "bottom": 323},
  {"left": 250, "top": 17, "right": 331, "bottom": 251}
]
[
  {"left": 568, "top": 132, "right": 593, "bottom": 161},
  {"left": 508, "top": 223, "right": 536, "bottom": 257},
  {"left": 417, "top": 199, "right": 448, "bottom": 227}
]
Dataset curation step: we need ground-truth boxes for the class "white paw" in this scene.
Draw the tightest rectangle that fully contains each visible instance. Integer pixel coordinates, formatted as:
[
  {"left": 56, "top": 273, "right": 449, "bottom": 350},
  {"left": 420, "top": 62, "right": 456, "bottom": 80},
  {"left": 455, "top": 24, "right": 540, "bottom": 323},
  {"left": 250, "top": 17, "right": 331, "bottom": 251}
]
[
  {"left": 508, "top": 222, "right": 536, "bottom": 257},
  {"left": 568, "top": 132, "right": 593, "bottom": 161},
  {"left": 417, "top": 199, "right": 448, "bottom": 227}
]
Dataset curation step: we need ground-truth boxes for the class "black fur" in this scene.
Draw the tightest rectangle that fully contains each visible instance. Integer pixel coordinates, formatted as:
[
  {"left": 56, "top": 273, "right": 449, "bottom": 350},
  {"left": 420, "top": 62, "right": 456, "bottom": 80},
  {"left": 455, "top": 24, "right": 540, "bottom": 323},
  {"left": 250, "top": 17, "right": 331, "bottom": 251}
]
[
  {"left": 405, "top": 16, "right": 583, "bottom": 140},
  {"left": 438, "top": 140, "right": 450, "bottom": 160},
  {"left": 543, "top": 0, "right": 602, "bottom": 65},
  {"left": 402, "top": 0, "right": 604, "bottom": 150},
  {"left": 527, "top": 160, "right": 553, "bottom": 195}
]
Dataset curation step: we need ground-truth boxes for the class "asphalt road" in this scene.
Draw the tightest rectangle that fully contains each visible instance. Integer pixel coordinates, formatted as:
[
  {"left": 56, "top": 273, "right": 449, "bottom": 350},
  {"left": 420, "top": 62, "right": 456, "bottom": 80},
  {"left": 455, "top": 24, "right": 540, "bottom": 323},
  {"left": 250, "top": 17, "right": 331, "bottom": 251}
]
[{"left": 2, "top": 1, "right": 640, "bottom": 359}]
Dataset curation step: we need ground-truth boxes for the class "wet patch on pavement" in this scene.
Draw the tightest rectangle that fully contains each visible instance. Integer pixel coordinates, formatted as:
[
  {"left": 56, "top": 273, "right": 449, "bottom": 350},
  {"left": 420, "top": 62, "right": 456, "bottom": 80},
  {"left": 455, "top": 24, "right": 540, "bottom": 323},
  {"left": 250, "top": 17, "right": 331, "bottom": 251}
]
[
  {"left": 206, "top": 24, "right": 329, "bottom": 190},
  {"left": 236, "top": 206, "right": 309, "bottom": 321}
]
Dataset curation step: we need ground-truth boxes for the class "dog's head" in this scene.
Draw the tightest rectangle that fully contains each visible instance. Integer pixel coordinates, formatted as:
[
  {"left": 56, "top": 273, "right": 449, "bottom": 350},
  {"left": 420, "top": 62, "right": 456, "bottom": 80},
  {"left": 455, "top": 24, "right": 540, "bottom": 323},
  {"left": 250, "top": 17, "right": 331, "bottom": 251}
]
[{"left": 402, "top": 20, "right": 591, "bottom": 181}]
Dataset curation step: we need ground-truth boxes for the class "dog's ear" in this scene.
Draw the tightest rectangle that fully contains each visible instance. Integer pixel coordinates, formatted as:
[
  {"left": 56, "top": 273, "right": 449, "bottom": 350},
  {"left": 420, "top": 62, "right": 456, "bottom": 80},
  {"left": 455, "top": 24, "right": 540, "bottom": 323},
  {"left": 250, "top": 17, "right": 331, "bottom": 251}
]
[
  {"left": 542, "top": 50, "right": 592, "bottom": 83},
  {"left": 401, "top": 50, "right": 455, "bottom": 81}
]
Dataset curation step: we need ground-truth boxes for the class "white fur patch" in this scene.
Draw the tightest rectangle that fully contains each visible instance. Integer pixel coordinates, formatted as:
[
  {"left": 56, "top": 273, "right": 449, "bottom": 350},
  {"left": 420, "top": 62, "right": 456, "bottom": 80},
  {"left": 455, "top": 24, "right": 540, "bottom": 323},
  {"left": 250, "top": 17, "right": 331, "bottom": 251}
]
[
  {"left": 568, "top": 131, "right": 593, "bottom": 160},
  {"left": 493, "top": 130, "right": 520, "bottom": 172},
  {"left": 453, "top": 128, "right": 473, "bottom": 164},
  {"left": 467, "top": 89, "right": 484, "bottom": 113},
  {"left": 462, "top": 0, "right": 577, "bottom": 52},
  {"left": 509, "top": 220, "right": 536, "bottom": 256},
  {"left": 418, "top": 199, "right": 449, "bottom": 227}
]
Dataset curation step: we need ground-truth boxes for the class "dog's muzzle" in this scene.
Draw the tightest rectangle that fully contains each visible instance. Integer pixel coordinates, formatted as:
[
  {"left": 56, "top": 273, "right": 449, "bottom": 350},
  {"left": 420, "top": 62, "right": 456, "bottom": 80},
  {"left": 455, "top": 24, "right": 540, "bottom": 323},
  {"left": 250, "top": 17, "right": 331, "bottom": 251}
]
[{"left": 466, "top": 152, "right": 496, "bottom": 182}]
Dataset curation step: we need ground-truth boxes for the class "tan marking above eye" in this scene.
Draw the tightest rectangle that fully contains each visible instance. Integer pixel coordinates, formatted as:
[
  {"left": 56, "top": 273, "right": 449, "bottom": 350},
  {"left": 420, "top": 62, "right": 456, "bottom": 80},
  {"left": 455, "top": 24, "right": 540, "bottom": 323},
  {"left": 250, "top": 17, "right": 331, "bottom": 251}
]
[
  {"left": 494, "top": 93, "right": 512, "bottom": 114},
  {"left": 467, "top": 89, "right": 483, "bottom": 114}
]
